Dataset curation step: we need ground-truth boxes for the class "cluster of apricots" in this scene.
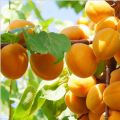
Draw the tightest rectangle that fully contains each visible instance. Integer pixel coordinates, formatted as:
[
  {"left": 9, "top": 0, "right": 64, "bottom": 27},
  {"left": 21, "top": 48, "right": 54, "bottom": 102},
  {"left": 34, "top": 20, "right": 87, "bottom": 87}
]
[
  {"left": 63, "top": 1, "right": 120, "bottom": 120},
  {"left": 1, "top": 20, "right": 64, "bottom": 80}
]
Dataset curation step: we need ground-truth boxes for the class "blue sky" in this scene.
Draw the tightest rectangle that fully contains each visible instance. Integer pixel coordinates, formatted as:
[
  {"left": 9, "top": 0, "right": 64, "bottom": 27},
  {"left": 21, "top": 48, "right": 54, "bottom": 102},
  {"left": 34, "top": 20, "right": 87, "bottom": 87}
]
[{"left": 40, "top": 1, "right": 82, "bottom": 22}]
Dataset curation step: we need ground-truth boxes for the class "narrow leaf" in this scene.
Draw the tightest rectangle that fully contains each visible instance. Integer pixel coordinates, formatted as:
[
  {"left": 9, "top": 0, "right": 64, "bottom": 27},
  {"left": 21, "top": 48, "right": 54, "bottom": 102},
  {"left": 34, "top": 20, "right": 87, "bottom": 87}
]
[{"left": 12, "top": 86, "right": 36, "bottom": 120}]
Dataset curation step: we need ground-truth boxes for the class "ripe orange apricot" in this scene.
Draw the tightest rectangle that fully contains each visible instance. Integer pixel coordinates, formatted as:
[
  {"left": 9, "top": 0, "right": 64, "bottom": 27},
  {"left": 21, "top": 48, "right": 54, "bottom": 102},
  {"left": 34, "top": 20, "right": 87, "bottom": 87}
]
[
  {"left": 86, "top": 84, "right": 106, "bottom": 114},
  {"left": 61, "top": 25, "right": 88, "bottom": 40},
  {"left": 8, "top": 19, "right": 35, "bottom": 44},
  {"left": 110, "top": 68, "right": 120, "bottom": 83},
  {"left": 68, "top": 75, "right": 96, "bottom": 97},
  {"left": 114, "top": 50, "right": 120, "bottom": 64},
  {"left": 85, "top": 1, "right": 115, "bottom": 23},
  {"left": 100, "top": 111, "right": 120, "bottom": 120},
  {"left": 66, "top": 43, "right": 97, "bottom": 78},
  {"left": 30, "top": 53, "right": 63, "bottom": 80},
  {"left": 95, "top": 16, "right": 118, "bottom": 32},
  {"left": 1, "top": 43, "right": 28, "bottom": 79},
  {"left": 78, "top": 114, "right": 89, "bottom": 120},
  {"left": 89, "top": 111, "right": 101, "bottom": 120},
  {"left": 117, "top": 20, "right": 120, "bottom": 33},
  {"left": 103, "top": 81, "right": 120, "bottom": 111},
  {"left": 65, "top": 91, "right": 88, "bottom": 114},
  {"left": 93, "top": 28, "right": 120, "bottom": 60}
]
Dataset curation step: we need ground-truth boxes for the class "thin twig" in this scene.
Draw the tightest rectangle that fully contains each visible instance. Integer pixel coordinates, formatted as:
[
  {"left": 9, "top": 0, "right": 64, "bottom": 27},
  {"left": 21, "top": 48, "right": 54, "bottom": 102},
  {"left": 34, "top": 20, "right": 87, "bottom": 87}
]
[
  {"left": 1, "top": 39, "right": 93, "bottom": 48},
  {"left": 8, "top": 1, "right": 12, "bottom": 120},
  {"left": 104, "top": 63, "right": 110, "bottom": 120},
  {"left": 71, "top": 40, "right": 92, "bottom": 45},
  {"left": 9, "top": 80, "right": 12, "bottom": 120}
]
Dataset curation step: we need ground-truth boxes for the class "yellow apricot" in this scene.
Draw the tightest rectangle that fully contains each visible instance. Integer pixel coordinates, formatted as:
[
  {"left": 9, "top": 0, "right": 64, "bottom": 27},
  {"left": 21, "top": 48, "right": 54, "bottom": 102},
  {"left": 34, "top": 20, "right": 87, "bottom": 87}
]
[
  {"left": 100, "top": 111, "right": 120, "bottom": 120},
  {"left": 89, "top": 111, "right": 101, "bottom": 120},
  {"left": 95, "top": 16, "right": 118, "bottom": 32},
  {"left": 65, "top": 91, "right": 88, "bottom": 114},
  {"left": 66, "top": 43, "right": 97, "bottom": 78},
  {"left": 103, "top": 81, "right": 120, "bottom": 111},
  {"left": 86, "top": 84, "right": 106, "bottom": 114},
  {"left": 1, "top": 43, "right": 28, "bottom": 79},
  {"left": 110, "top": 68, "right": 120, "bottom": 83},
  {"left": 76, "top": 17, "right": 89, "bottom": 26},
  {"left": 117, "top": 20, "right": 120, "bottom": 33},
  {"left": 79, "top": 114, "right": 89, "bottom": 120},
  {"left": 114, "top": 50, "right": 120, "bottom": 64},
  {"left": 93, "top": 28, "right": 120, "bottom": 60},
  {"left": 88, "top": 21, "right": 95, "bottom": 30},
  {"left": 68, "top": 76, "right": 96, "bottom": 97},
  {"left": 85, "top": 1, "right": 115, "bottom": 23},
  {"left": 61, "top": 25, "right": 88, "bottom": 40},
  {"left": 30, "top": 53, "right": 63, "bottom": 80},
  {"left": 8, "top": 20, "right": 35, "bottom": 44}
]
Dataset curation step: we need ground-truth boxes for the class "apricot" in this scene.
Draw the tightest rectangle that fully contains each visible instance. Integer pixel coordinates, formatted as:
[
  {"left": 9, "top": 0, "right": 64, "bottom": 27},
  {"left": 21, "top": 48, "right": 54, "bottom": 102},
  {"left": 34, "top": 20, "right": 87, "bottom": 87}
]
[
  {"left": 86, "top": 84, "right": 106, "bottom": 114},
  {"left": 117, "top": 20, "right": 120, "bottom": 33},
  {"left": 110, "top": 68, "right": 120, "bottom": 83},
  {"left": 114, "top": 50, "right": 120, "bottom": 64},
  {"left": 100, "top": 111, "right": 120, "bottom": 120},
  {"left": 88, "top": 21, "right": 95, "bottom": 30},
  {"left": 68, "top": 75, "right": 96, "bottom": 97},
  {"left": 0, "top": 49, "right": 1, "bottom": 71},
  {"left": 93, "top": 28, "right": 120, "bottom": 60},
  {"left": 66, "top": 43, "right": 97, "bottom": 78},
  {"left": 1, "top": 43, "right": 28, "bottom": 79},
  {"left": 65, "top": 91, "right": 88, "bottom": 114},
  {"left": 95, "top": 16, "right": 118, "bottom": 32},
  {"left": 61, "top": 25, "right": 88, "bottom": 40},
  {"left": 103, "top": 81, "right": 120, "bottom": 111},
  {"left": 8, "top": 19, "right": 35, "bottom": 44},
  {"left": 30, "top": 53, "right": 63, "bottom": 80},
  {"left": 76, "top": 17, "right": 89, "bottom": 26},
  {"left": 89, "top": 111, "right": 101, "bottom": 120},
  {"left": 85, "top": 1, "right": 115, "bottom": 23},
  {"left": 78, "top": 114, "right": 89, "bottom": 120}
]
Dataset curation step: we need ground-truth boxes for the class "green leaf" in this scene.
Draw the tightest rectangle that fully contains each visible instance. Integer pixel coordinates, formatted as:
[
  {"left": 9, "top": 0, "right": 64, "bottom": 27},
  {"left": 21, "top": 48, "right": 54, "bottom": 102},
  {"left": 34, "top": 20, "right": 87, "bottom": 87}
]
[
  {"left": 94, "top": 61, "right": 105, "bottom": 76},
  {"left": 21, "top": 2, "right": 33, "bottom": 17},
  {"left": 16, "top": 10, "right": 26, "bottom": 19},
  {"left": 58, "top": 108, "right": 76, "bottom": 120},
  {"left": 41, "top": 100, "right": 57, "bottom": 120},
  {"left": 25, "top": 31, "right": 71, "bottom": 61},
  {"left": 28, "top": 0, "right": 44, "bottom": 21},
  {"left": 27, "top": 68, "right": 40, "bottom": 88},
  {"left": 12, "top": 86, "right": 36, "bottom": 120},
  {"left": 56, "top": 1, "right": 86, "bottom": 13},
  {"left": 42, "top": 85, "right": 66, "bottom": 101},
  {"left": 72, "top": 2, "right": 85, "bottom": 13},
  {"left": 0, "top": 85, "right": 9, "bottom": 105},
  {"left": 41, "top": 98, "right": 66, "bottom": 120},
  {"left": 40, "top": 18, "right": 54, "bottom": 31},
  {"left": 1, "top": 33, "right": 19, "bottom": 43},
  {"left": 56, "top": 1, "right": 71, "bottom": 8},
  {"left": 29, "top": 90, "right": 46, "bottom": 116}
]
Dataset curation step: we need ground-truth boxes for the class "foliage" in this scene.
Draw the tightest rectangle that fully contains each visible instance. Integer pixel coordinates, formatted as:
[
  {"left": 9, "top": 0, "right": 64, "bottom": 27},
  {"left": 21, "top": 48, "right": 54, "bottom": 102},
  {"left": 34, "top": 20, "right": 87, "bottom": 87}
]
[{"left": 56, "top": 0, "right": 86, "bottom": 13}]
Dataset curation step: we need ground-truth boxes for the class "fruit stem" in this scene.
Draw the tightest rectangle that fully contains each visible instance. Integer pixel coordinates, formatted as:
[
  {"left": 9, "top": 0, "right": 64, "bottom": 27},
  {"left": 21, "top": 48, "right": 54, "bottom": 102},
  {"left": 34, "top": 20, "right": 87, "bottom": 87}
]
[
  {"left": 104, "top": 63, "right": 110, "bottom": 120},
  {"left": 71, "top": 40, "right": 92, "bottom": 45},
  {"left": 9, "top": 80, "right": 12, "bottom": 120}
]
